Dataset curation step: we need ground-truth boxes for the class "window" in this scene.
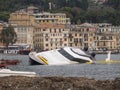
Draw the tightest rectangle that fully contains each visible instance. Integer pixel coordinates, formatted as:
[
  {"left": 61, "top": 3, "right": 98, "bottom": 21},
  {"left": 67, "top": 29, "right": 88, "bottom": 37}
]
[
  {"left": 75, "top": 43, "right": 77, "bottom": 46},
  {"left": 79, "top": 38, "right": 82, "bottom": 42},
  {"left": 46, "top": 38, "right": 48, "bottom": 41},
  {"left": 45, "top": 34, "right": 48, "bottom": 37},
  {"left": 51, "top": 43, "right": 52, "bottom": 46},
  {"left": 59, "top": 29, "right": 61, "bottom": 32},
  {"left": 84, "top": 43, "right": 88, "bottom": 47},
  {"left": 64, "top": 44, "right": 67, "bottom": 46},
  {"left": 103, "top": 42, "right": 106, "bottom": 46},
  {"left": 84, "top": 37, "right": 88, "bottom": 41},
  {"left": 109, "top": 36, "right": 112, "bottom": 40},
  {"left": 86, "top": 28, "right": 89, "bottom": 32},
  {"left": 46, "top": 44, "right": 48, "bottom": 46},
  {"left": 64, "top": 38, "right": 67, "bottom": 41},
  {"left": 64, "top": 34, "right": 67, "bottom": 37},
  {"left": 70, "top": 38, "right": 72, "bottom": 41},
  {"left": 54, "top": 29, "right": 56, "bottom": 33},
  {"left": 75, "top": 33, "right": 77, "bottom": 36},
  {"left": 70, "top": 43, "right": 72, "bottom": 46},
  {"left": 79, "top": 33, "right": 82, "bottom": 36},
  {"left": 74, "top": 38, "right": 78, "bottom": 42}
]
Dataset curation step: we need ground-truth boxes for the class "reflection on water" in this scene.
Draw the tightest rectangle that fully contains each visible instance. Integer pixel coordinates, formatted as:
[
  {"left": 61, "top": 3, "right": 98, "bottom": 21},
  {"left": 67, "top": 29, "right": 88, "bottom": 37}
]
[{"left": 0, "top": 54, "right": 120, "bottom": 80}]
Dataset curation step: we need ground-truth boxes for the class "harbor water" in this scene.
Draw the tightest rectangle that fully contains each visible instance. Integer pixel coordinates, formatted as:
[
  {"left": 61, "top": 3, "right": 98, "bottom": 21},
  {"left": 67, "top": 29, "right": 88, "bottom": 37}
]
[{"left": 0, "top": 54, "right": 120, "bottom": 80}]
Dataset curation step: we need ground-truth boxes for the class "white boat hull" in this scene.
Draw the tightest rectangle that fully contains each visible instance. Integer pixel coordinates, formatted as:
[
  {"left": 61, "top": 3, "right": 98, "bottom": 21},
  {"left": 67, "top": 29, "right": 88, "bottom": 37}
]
[{"left": 29, "top": 47, "right": 94, "bottom": 65}]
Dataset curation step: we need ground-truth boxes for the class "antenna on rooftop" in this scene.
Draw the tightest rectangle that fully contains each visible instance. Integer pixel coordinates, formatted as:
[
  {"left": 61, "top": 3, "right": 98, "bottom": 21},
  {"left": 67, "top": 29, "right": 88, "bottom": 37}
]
[{"left": 49, "top": 2, "right": 52, "bottom": 10}]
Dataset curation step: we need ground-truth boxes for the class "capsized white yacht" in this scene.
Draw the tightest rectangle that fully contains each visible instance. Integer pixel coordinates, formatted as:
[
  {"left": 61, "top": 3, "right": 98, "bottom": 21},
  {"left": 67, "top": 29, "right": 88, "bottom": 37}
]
[{"left": 29, "top": 47, "right": 96, "bottom": 65}]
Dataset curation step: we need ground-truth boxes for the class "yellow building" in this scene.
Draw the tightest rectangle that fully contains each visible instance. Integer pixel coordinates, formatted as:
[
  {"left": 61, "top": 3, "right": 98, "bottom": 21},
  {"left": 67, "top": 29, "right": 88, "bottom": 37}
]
[
  {"left": 34, "top": 23, "right": 69, "bottom": 51},
  {"left": 94, "top": 24, "right": 120, "bottom": 51},
  {"left": 34, "top": 12, "right": 70, "bottom": 25},
  {"left": 9, "top": 6, "right": 71, "bottom": 50},
  {"left": 95, "top": 33, "right": 117, "bottom": 51},
  {"left": 111, "top": 26, "right": 120, "bottom": 50},
  {"left": 69, "top": 23, "right": 97, "bottom": 50},
  {"left": 9, "top": 11, "right": 35, "bottom": 48}
]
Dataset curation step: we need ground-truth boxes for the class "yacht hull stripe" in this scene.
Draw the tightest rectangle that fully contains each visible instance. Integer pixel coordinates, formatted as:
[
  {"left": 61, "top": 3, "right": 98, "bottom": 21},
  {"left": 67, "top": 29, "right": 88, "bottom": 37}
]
[
  {"left": 58, "top": 48, "right": 90, "bottom": 63},
  {"left": 37, "top": 56, "right": 48, "bottom": 65}
]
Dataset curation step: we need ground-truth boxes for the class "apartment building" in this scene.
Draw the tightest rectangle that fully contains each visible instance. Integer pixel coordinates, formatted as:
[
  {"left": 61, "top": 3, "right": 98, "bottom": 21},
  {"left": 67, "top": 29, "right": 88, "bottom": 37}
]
[
  {"left": 8, "top": 6, "right": 119, "bottom": 51},
  {"left": 69, "top": 23, "right": 97, "bottom": 50},
  {"left": 9, "top": 6, "right": 71, "bottom": 50},
  {"left": 9, "top": 11, "right": 35, "bottom": 49},
  {"left": 95, "top": 33, "right": 117, "bottom": 50},
  {"left": 34, "top": 12, "right": 70, "bottom": 25},
  {"left": 34, "top": 23, "right": 69, "bottom": 51},
  {"left": 111, "top": 26, "right": 120, "bottom": 49}
]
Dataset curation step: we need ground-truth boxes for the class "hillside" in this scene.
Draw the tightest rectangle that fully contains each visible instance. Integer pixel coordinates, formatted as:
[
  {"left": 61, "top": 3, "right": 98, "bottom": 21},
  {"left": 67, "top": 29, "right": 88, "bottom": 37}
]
[{"left": 0, "top": 0, "right": 120, "bottom": 25}]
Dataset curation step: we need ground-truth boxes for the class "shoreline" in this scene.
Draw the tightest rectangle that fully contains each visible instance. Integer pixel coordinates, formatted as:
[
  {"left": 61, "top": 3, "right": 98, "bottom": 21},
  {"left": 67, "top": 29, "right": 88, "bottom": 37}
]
[{"left": 0, "top": 76, "right": 120, "bottom": 90}]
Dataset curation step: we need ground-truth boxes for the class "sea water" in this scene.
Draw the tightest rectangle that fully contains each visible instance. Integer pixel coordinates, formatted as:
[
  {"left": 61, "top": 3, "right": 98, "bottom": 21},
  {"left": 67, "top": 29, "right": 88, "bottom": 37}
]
[{"left": 0, "top": 54, "right": 120, "bottom": 80}]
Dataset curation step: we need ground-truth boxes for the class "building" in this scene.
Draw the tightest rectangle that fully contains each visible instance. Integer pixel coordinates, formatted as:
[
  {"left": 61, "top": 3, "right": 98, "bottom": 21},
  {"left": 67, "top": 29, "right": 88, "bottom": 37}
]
[
  {"left": 111, "top": 26, "right": 120, "bottom": 50},
  {"left": 34, "top": 12, "right": 71, "bottom": 25},
  {"left": 69, "top": 23, "right": 97, "bottom": 50},
  {"left": 95, "top": 32, "right": 117, "bottom": 51},
  {"left": 9, "top": 11, "right": 35, "bottom": 49},
  {"left": 34, "top": 23, "right": 69, "bottom": 51},
  {"left": 94, "top": 23, "right": 120, "bottom": 51},
  {"left": 9, "top": 6, "right": 71, "bottom": 50}
]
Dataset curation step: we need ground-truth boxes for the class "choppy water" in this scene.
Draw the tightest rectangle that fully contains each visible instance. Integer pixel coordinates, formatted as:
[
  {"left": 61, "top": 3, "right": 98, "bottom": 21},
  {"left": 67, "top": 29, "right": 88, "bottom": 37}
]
[{"left": 0, "top": 54, "right": 120, "bottom": 80}]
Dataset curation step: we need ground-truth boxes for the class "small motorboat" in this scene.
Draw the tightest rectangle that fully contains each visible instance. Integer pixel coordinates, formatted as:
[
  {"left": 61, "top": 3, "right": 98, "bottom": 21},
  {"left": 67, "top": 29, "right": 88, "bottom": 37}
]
[
  {"left": 0, "top": 59, "right": 20, "bottom": 65},
  {"left": 0, "top": 69, "right": 37, "bottom": 77},
  {"left": 29, "top": 47, "right": 96, "bottom": 65},
  {"left": 0, "top": 59, "right": 20, "bottom": 68}
]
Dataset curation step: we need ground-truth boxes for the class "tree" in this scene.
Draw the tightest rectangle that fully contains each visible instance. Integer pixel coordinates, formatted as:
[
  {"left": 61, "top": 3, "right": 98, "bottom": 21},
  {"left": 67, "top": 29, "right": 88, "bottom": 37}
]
[
  {"left": 0, "top": 25, "right": 17, "bottom": 48},
  {"left": 0, "top": 12, "right": 10, "bottom": 22},
  {"left": 106, "top": 0, "right": 120, "bottom": 9}
]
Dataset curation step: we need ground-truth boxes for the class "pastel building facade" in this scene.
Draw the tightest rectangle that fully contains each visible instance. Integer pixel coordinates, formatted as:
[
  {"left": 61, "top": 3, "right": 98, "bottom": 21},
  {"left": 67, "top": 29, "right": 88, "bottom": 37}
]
[
  {"left": 69, "top": 23, "right": 97, "bottom": 50},
  {"left": 9, "top": 11, "right": 35, "bottom": 49},
  {"left": 34, "top": 24, "right": 69, "bottom": 51},
  {"left": 94, "top": 23, "right": 119, "bottom": 50},
  {"left": 9, "top": 6, "right": 70, "bottom": 50},
  {"left": 95, "top": 33, "right": 117, "bottom": 50},
  {"left": 34, "top": 12, "right": 70, "bottom": 25}
]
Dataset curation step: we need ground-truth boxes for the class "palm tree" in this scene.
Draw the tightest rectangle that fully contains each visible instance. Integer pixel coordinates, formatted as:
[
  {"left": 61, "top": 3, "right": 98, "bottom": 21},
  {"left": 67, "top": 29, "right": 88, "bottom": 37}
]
[{"left": 0, "top": 25, "right": 17, "bottom": 48}]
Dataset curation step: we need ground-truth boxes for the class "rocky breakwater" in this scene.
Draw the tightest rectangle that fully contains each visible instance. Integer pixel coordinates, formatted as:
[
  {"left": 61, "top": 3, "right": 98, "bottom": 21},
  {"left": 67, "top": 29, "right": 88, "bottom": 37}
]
[{"left": 0, "top": 76, "right": 120, "bottom": 90}]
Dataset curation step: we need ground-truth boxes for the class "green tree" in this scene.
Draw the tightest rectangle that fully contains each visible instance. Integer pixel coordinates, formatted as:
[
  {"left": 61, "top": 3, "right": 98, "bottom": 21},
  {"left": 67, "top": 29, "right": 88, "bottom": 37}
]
[
  {"left": 106, "top": 0, "right": 120, "bottom": 9},
  {"left": 0, "top": 25, "right": 17, "bottom": 48},
  {"left": 0, "top": 12, "right": 10, "bottom": 22}
]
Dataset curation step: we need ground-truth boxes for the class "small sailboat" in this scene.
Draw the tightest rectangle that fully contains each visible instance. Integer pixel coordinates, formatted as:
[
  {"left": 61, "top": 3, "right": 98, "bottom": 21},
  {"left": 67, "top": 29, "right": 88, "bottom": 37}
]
[
  {"left": 105, "top": 51, "right": 112, "bottom": 62},
  {"left": 97, "top": 51, "right": 120, "bottom": 64}
]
